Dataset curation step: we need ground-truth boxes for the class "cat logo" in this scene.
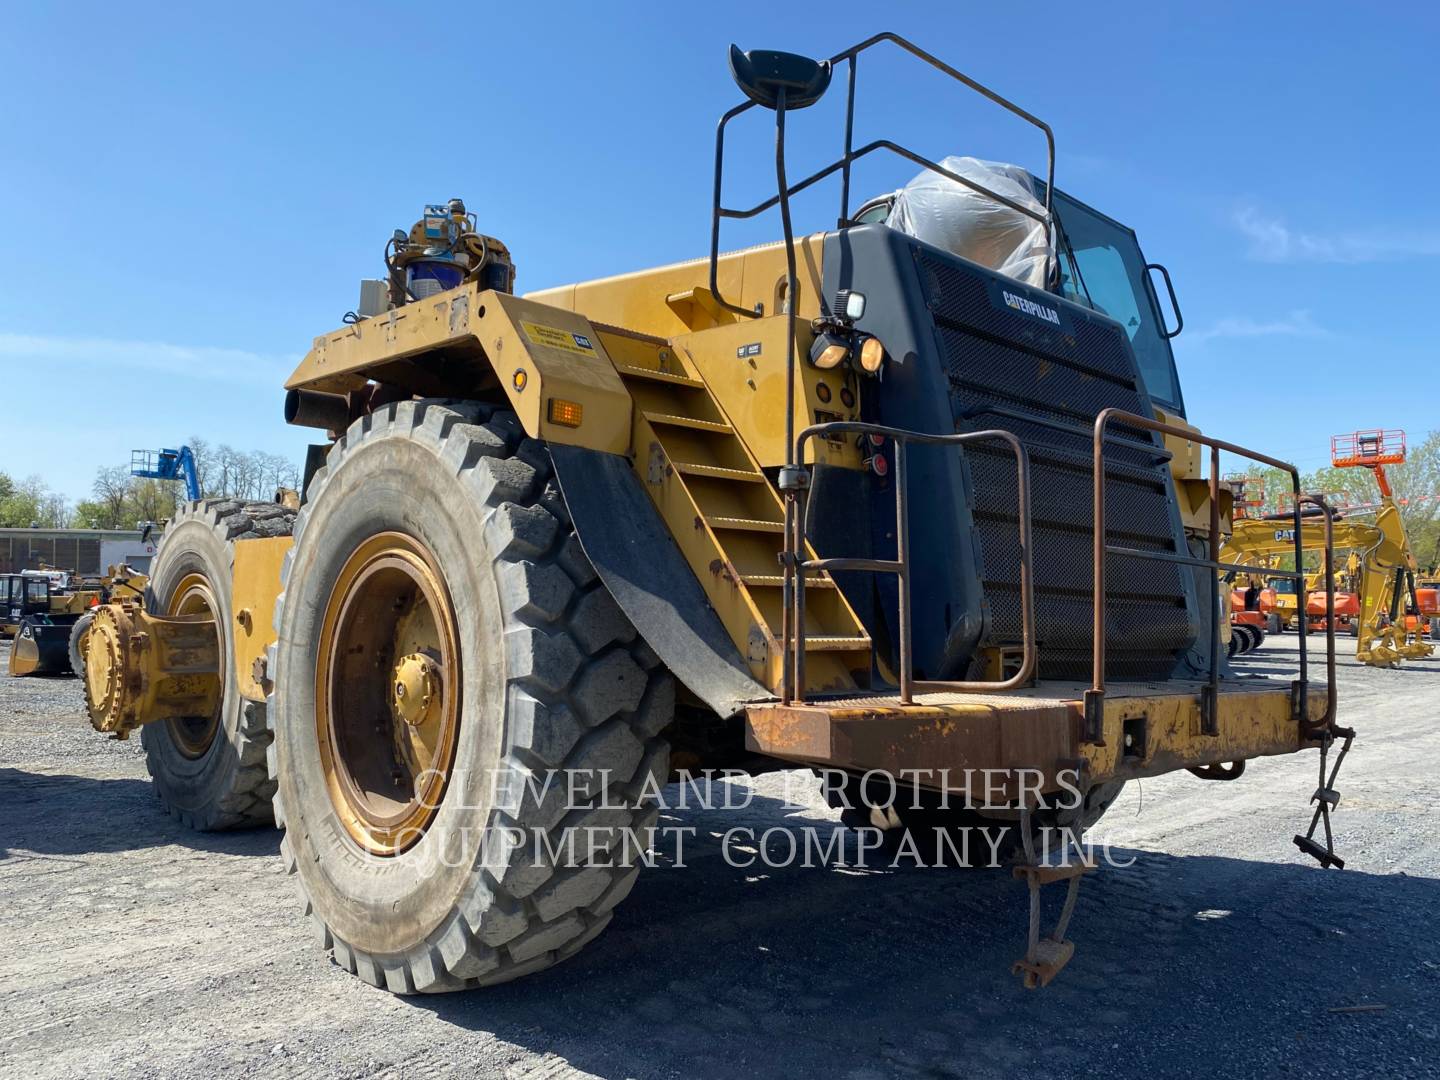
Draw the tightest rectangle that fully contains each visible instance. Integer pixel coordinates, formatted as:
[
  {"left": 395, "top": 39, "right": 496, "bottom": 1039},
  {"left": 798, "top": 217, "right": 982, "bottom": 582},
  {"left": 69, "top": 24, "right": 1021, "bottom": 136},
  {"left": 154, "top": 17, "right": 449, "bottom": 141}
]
[{"left": 1001, "top": 290, "right": 1061, "bottom": 326}]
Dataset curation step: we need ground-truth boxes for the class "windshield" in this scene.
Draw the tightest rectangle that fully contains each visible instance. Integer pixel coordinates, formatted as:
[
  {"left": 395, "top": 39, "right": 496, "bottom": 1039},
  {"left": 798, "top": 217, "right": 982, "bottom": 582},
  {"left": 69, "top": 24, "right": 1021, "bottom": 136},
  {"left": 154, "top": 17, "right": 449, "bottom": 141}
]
[{"left": 1048, "top": 190, "right": 1185, "bottom": 416}]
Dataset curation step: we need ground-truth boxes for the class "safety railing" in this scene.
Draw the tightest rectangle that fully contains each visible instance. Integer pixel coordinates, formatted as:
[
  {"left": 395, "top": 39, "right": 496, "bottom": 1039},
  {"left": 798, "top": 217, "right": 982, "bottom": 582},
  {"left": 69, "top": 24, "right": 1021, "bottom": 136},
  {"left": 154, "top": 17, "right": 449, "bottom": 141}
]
[
  {"left": 1087, "top": 409, "right": 1338, "bottom": 745},
  {"left": 708, "top": 32, "right": 1056, "bottom": 321},
  {"left": 781, "top": 421, "right": 1034, "bottom": 706},
  {"left": 130, "top": 449, "right": 164, "bottom": 475}
]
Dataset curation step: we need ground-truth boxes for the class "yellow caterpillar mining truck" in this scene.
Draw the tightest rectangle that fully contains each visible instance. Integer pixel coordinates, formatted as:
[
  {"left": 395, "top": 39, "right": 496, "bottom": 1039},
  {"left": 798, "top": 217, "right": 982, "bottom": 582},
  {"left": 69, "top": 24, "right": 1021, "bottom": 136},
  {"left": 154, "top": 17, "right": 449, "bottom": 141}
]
[{"left": 80, "top": 35, "right": 1349, "bottom": 991}]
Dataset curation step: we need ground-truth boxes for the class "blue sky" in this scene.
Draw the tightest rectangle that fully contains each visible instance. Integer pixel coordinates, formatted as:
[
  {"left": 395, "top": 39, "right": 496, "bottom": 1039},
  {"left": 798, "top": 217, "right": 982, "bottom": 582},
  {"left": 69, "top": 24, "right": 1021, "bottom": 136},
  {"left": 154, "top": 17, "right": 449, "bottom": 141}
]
[{"left": 3, "top": 3, "right": 1436, "bottom": 501}]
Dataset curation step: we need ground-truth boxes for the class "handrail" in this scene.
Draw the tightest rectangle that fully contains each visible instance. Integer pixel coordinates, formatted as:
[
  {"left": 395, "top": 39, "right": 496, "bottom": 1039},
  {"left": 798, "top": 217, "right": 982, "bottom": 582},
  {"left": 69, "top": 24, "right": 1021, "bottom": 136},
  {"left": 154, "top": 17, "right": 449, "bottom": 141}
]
[
  {"left": 1088, "top": 409, "right": 1338, "bottom": 745},
  {"left": 709, "top": 32, "right": 1057, "bottom": 320},
  {"left": 783, "top": 421, "right": 1034, "bottom": 705}
]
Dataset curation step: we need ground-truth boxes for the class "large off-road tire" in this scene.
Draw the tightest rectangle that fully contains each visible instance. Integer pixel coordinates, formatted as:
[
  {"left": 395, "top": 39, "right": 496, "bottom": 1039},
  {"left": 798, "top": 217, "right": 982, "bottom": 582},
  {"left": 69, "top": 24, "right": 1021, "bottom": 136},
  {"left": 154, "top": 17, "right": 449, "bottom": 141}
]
[
  {"left": 140, "top": 500, "right": 296, "bottom": 830},
  {"left": 268, "top": 400, "right": 673, "bottom": 993},
  {"left": 67, "top": 611, "right": 94, "bottom": 677}
]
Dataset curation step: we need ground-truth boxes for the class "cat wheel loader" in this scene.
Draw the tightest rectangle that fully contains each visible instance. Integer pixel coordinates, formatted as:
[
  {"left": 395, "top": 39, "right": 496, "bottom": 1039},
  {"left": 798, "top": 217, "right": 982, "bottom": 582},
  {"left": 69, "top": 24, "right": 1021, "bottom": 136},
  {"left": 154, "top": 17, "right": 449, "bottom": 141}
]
[
  {"left": 80, "top": 34, "right": 1350, "bottom": 992},
  {"left": 4, "top": 569, "right": 103, "bottom": 676}
]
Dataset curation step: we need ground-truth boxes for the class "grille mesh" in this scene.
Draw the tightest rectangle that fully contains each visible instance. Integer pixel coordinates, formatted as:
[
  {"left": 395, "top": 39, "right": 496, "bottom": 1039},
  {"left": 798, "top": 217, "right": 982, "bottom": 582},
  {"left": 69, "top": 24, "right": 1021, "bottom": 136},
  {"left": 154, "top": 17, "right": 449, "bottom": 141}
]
[{"left": 916, "top": 250, "right": 1196, "bottom": 681}]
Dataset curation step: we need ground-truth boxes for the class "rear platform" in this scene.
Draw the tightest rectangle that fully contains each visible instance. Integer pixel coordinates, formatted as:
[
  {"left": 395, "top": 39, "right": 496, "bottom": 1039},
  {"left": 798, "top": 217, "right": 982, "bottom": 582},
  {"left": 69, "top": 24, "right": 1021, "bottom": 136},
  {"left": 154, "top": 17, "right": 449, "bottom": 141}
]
[{"left": 745, "top": 677, "right": 1329, "bottom": 791}]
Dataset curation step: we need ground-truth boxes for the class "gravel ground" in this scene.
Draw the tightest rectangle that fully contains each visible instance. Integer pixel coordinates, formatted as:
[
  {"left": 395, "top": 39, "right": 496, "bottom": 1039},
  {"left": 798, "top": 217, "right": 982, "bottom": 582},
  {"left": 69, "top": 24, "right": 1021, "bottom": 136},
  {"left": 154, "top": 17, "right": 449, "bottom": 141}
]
[{"left": 2, "top": 636, "right": 1438, "bottom": 1079}]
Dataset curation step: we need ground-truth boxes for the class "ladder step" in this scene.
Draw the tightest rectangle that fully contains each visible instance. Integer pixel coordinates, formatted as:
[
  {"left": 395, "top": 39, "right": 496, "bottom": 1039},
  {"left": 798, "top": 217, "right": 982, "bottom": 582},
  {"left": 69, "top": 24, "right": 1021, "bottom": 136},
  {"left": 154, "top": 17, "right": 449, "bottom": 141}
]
[
  {"left": 643, "top": 411, "right": 734, "bottom": 435},
  {"left": 1012, "top": 861, "right": 1093, "bottom": 886},
  {"left": 616, "top": 364, "right": 704, "bottom": 389},
  {"left": 674, "top": 462, "right": 766, "bottom": 483},
  {"left": 803, "top": 635, "right": 872, "bottom": 652},
  {"left": 709, "top": 516, "right": 785, "bottom": 534},
  {"left": 742, "top": 574, "right": 837, "bottom": 589}
]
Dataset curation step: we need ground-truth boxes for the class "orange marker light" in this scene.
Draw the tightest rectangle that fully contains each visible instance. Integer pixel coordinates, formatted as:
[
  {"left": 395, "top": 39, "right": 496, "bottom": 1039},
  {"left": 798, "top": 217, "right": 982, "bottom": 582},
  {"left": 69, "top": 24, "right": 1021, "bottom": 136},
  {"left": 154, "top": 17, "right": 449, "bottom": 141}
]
[
  {"left": 548, "top": 398, "right": 584, "bottom": 428},
  {"left": 814, "top": 344, "right": 848, "bottom": 370},
  {"left": 859, "top": 336, "right": 886, "bottom": 373}
]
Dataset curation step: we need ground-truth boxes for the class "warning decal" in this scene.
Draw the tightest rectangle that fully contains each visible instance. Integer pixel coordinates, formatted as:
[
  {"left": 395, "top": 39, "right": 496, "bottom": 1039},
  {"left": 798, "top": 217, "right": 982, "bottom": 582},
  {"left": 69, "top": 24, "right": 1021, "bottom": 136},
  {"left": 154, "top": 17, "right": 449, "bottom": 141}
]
[{"left": 521, "top": 321, "right": 597, "bottom": 356}]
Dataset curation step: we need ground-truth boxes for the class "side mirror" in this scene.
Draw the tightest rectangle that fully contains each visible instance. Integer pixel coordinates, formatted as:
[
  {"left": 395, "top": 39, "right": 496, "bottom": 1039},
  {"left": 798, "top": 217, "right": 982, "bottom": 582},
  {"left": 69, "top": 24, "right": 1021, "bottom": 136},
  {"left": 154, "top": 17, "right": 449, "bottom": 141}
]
[{"left": 728, "top": 45, "right": 831, "bottom": 110}]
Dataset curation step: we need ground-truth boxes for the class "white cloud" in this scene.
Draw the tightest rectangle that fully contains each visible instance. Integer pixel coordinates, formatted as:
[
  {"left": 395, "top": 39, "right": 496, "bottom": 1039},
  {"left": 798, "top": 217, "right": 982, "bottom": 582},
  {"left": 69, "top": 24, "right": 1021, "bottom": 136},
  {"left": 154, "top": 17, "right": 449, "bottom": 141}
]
[
  {"left": 1191, "top": 309, "right": 1327, "bottom": 343},
  {"left": 1233, "top": 205, "right": 1440, "bottom": 263},
  {"left": 0, "top": 333, "right": 296, "bottom": 387}
]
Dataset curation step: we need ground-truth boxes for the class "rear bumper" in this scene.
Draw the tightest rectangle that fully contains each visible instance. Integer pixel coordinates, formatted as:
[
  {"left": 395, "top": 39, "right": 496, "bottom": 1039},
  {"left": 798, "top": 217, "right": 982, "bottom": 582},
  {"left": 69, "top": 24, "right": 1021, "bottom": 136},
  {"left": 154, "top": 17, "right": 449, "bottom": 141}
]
[{"left": 744, "top": 679, "right": 1328, "bottom": 790}]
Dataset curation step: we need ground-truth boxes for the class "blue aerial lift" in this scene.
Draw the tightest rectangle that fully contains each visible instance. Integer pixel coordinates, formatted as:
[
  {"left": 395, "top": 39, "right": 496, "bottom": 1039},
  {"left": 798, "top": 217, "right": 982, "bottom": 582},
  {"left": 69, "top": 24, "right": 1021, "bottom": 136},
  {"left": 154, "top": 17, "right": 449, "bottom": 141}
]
[{"left": 131, "top": 447, "right": 200, "bottom": 501}]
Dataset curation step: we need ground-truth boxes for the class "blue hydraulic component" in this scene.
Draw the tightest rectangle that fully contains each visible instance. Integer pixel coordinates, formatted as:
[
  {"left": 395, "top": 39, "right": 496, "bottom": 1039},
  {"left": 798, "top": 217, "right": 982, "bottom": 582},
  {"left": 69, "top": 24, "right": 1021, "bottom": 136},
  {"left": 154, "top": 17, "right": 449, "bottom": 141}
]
[{"left": 132, "top": 447, "right": 200, "bottom": 502}]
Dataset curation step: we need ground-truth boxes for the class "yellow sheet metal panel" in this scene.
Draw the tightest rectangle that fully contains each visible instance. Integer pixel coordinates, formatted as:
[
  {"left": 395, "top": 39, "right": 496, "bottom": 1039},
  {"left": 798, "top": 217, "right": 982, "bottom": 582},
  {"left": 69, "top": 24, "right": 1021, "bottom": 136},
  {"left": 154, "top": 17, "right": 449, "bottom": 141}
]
[
  {"left": 284, "top": 285, "right": 631, "bottom": 454},
  {"left": 286, "top": 287, "right": 483, "bottom": 393},
  {"left": 477, "top": 292, "right": 631, "bottom": 453},
  {"left": 1155, "top": 409, "right": 1233, "bottom": 534},
  {"left": 675, "top": 316, "right": 863, "bottom": 470},
  {"left": 1080, "top": 685, "right": 1325, "bottom": 783},
  {"left": 527, "top": 235, "right": 827, "bottom": 339},
  {"left": 231, "top": 535, "right": 293, "bottom": 703}
]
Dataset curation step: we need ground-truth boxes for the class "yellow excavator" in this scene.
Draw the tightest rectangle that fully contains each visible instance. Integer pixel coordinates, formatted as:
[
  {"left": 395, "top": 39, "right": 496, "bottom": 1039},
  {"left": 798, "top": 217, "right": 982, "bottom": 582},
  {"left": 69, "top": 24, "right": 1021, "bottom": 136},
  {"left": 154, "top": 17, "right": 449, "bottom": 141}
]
[
  {"left": 1221, "top": 515, "right": 1429, "bottom": 666},
  {"left": 75, "top": 35, "right": 1351, "bottom": 993},
  {"left": 1223, "top": 431, "right": 1434, "bottom": 667},
  {"left": 1329, "top": 431, "right": 1433, "bottom": 665}
]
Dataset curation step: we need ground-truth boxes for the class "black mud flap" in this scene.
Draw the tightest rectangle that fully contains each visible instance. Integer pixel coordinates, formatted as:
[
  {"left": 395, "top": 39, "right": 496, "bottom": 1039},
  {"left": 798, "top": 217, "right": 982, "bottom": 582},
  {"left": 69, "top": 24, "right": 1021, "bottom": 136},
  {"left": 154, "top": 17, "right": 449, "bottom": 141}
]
[{"left": 549, "top": 445, "right": 770, "bottom": 718}]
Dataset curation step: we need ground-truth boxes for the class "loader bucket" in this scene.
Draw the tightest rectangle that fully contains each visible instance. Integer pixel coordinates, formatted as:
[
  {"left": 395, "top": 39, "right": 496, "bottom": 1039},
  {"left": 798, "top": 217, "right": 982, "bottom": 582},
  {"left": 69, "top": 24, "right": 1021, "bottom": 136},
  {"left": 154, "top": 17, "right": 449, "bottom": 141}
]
[{"left": 8, "top": 617, "right": 76, "bottom": 676}]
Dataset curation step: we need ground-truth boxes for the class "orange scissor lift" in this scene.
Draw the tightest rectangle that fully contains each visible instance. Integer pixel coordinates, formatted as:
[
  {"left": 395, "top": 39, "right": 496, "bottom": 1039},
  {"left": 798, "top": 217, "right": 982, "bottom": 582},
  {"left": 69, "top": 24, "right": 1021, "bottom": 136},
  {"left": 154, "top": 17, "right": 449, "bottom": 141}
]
[{"left": 1224, "top": 473, "right": 1275, "bottom": 649}]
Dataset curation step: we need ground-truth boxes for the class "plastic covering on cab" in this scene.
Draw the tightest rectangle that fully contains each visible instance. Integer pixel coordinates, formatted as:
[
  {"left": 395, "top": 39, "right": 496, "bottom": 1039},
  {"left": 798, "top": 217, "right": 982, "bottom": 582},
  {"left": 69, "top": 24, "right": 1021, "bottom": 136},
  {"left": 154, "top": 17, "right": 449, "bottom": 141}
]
[{"left": 883, "top": 156, "right": 1054, "bottom": 289}]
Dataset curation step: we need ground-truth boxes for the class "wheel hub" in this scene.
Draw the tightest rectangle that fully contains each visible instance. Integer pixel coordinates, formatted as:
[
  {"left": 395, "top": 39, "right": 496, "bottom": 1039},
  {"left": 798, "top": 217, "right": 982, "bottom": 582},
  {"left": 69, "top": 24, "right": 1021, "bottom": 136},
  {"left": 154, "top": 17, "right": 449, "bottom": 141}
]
[
  {"left": 392, "top": 652, "right": 440, "bottom": 727},
  {"left": 165, "top": 573, "right": 224, "bottom": 757},
  {"left": 80, "top": 599, "right": 221, "bottom": 740},
  {"left": 316, "top": 532, "right": 461, "bottom": 856}
]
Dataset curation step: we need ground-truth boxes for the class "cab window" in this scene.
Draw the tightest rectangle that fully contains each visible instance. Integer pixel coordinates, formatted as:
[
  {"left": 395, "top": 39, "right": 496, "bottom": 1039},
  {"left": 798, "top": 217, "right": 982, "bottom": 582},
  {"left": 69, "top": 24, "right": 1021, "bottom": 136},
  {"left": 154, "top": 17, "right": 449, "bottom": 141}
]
[{"left": 1049, "top": 190, "right": 1185, "bottom": 416}]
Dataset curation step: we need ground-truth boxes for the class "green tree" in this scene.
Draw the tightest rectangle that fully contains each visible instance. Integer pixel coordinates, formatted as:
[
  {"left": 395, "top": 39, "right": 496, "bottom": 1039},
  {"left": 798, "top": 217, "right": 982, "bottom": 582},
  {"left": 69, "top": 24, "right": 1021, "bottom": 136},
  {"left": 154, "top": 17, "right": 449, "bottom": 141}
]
[
  {"left": 88, "top": 465, "right": 132, "bottom": 528},
  {"left": 129, "top": 478, "right": 178, "bottom": 525},
  {"left": 0, "top": 474, "right": 68, "bottom": 527}
]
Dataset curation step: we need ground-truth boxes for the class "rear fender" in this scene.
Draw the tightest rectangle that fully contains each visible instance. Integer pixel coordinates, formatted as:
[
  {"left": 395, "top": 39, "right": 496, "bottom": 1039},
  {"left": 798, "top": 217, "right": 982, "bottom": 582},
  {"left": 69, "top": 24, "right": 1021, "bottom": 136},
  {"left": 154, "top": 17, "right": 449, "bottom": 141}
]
[{"left": 549, "top": 444, "right": 769, "bottom": 718}]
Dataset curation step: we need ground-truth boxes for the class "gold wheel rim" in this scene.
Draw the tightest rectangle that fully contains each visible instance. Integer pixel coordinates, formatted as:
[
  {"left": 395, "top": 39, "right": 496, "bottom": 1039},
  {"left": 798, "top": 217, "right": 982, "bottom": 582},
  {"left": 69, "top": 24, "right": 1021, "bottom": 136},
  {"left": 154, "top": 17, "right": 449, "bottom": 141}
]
[
  {"left": 165, "top": 572, "right": 223, "bottom": 758},
  {"left": 315, "top": 532, "right": 461, "bottom": 856}
]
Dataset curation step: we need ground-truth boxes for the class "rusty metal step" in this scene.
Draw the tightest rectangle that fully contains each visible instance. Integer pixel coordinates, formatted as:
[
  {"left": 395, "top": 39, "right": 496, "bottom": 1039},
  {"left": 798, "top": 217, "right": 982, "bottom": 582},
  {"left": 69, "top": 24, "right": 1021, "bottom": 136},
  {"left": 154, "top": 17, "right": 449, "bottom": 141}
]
[{"left": 742, "top": 574, "right": 837, "bottom": 589}]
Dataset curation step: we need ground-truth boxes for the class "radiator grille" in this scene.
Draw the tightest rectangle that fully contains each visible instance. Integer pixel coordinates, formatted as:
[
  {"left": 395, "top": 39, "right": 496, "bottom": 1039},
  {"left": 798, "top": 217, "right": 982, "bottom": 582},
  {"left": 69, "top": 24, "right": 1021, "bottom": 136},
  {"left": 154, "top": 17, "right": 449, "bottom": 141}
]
[{"left": 916, "top": 250, "right": 1196, "bottom": 681}]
